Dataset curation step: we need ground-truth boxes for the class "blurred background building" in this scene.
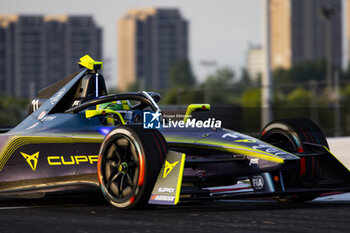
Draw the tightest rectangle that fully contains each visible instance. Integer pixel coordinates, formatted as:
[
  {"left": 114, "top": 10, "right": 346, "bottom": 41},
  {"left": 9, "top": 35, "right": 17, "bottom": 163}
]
[
  {"left": 270, "top": 0, "right": 342, "bottom": 70},
  {"left": 117, "top": 8, "right": 188, "bottom": 91},
  {"left": 1, "top": 1, "right": 350, "bottom": 135},
  {"left": 246, "top": 43, "right": 263, "bottom": 81},
  {"left": 0, "top": 15, "right": 102, "bottom": 98}
]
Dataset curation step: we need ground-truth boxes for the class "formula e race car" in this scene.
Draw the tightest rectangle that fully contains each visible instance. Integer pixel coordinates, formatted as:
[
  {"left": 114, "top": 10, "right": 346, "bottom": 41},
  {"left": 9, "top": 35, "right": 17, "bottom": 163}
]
[{"left": 0, "top": 55, "right": 350, "bottom": 209}]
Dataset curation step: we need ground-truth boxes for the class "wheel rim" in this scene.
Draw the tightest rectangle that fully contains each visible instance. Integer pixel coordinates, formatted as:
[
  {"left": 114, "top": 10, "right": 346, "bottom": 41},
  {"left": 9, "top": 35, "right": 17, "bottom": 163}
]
[
  {"left": 102, "top": 136, "right": 140, "bottom": 202},
  {"left": 262, "top": 130, "right": 298, "bottom": 153}
]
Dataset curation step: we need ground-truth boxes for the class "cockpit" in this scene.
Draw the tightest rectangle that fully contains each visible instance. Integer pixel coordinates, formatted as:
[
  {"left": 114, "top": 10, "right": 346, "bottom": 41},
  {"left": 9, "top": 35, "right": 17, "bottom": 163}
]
[{"left": 28, "top": 55, "right": 161, "bottom": 127}]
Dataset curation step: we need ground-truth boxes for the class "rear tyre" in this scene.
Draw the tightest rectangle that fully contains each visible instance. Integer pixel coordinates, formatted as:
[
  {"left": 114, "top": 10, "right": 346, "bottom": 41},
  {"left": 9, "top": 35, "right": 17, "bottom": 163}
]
[
  {"left": 98, "top": 125, "right": 167, "bottom": 209},
  {"left": 260, "top": 118, "right": 328, "bottom": 203}
]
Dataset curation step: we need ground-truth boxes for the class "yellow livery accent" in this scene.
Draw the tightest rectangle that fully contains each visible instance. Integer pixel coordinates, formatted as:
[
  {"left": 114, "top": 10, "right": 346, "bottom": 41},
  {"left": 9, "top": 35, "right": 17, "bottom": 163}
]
[
  {"left": 21, "top": 151, "right": 39, "bottom": 171},
  {"left": 149, "top": 151, "right": 185, "bottom": 205},
  {"left": 78, "top": 55, "right": 103, "bottom": 71},
  {"left": 174, "top": 153, "right": 185, "bottom": 205},
  {"left": 163, "top": 160, "right": 179, "bottom": 178},
  {"left": 0, "top": 136, "right": 103, "bottom": 172},
  {"left": 324, "top": 147, "right": 350, "bottom": 172},
  {"left": 234, "top": 139, "right": 256, "bottom": 143},
  {"left": 166, "top": 136, "right": 287, "bottom": 164},
  {"left": 184, "top": 104, "right": 210, "bottom": 123},
  {"left": 48, "top": 156, "right": 61, "bottom": 165},
  {"left": 47, "top": 155, "right": 99, "bottom": 166}
]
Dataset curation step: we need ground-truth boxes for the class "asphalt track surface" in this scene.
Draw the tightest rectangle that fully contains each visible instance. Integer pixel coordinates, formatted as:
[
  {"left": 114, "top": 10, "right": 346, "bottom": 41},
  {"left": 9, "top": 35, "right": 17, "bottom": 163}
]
[{"left": 0, "top": 193, "right": 350, "bottom": 233}]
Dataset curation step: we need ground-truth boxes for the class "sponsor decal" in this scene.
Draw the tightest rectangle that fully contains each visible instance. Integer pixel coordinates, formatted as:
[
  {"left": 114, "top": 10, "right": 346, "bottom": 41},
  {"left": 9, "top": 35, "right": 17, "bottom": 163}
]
[
  {"left": 38, "top": 111, "right": 46, "bottom": 120},
  {"left": 251, "top": 144, "right": 287, "bottom": 156},
  {"left": 31, "top": 99, "right": 39, "bottom": 112},
  {"left": 50, "top": 88, "right": 65, "bottom": 105},
  {"left": 222, "top": 132, "right": 289, "bottom": 156},
  {"left": 47, "top": 155, "right": 99, "bottom": 165},
  {"left": 151, "top": 194, "right": 175, "bottom": 202},
  {"left": 72, "top": 100, "right": 81, "bottom": 107},
  {"left": 222, "top": 132, "right": 241, "bottom": 139},
  {"left": 143, "top": 111, "right": 222, "bottom": 129},
  {"left": 25, "top": 122, "right": 39, "bottom": 130},
  {"left": 249, "top": 158, "right": 259, "bottom": 166},
  {"left": 20, "top": 151, "right": 98, "bottom": 170},
  {"left": 42, "top": 116, "right": 56, "bottom": 121},
  {"left": 158, "top": 187, "right": 175, "bottom": 193},
  {"left": 21, "top": 152, "right": 39, "bottom": 171},
  {"left": 149, "top": 151, "right": 185, "bottom": 205},
  {"left": 251, "top": 175, "right": 264, "bottom": 190},
  {"left": 163, "top": 160, "right": 179, "bottom": 178}
]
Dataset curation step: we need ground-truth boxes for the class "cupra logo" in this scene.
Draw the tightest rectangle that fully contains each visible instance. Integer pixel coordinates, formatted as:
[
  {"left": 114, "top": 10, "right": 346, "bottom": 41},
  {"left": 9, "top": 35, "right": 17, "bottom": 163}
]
[
  {"left": 21, "top": 152, "right": 39, "bottom": 171},
  {"left": 163, "top": 160, "right": 179, "bottom": 178}
]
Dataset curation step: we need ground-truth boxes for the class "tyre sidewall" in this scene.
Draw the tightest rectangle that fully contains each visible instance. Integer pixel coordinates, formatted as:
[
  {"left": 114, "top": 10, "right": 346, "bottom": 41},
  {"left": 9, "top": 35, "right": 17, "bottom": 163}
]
[{"left": 98, "top": 125, "right": 163, "bottom": 209}]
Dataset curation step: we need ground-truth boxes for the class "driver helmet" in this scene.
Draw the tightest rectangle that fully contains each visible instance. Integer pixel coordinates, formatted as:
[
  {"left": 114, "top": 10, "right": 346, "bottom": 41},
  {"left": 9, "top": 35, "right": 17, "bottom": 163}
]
[{"left": 97, "top": 100, "right": 132, "bottom": 123}]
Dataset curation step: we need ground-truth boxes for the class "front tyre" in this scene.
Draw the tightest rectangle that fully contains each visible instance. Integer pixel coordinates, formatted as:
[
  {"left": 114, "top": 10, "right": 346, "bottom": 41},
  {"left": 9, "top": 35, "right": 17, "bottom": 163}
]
[
  {"left": 260, "top": 118, "right": 328, "bottom": 203},
  {"left": 98, "top": 125, "right": 167, "bottom": 209}
]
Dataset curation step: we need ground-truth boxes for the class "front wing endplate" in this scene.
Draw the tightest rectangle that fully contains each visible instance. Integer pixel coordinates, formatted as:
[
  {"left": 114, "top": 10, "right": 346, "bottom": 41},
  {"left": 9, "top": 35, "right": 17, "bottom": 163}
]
[{"left": 148, "top": 151, "right": 185, "bottom": 205}]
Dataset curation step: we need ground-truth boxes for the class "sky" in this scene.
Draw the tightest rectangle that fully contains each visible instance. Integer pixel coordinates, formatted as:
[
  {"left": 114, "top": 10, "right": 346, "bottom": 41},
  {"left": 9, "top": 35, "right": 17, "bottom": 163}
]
[{"left": 0, "top": 0, "right": 262, "bottom": 87}]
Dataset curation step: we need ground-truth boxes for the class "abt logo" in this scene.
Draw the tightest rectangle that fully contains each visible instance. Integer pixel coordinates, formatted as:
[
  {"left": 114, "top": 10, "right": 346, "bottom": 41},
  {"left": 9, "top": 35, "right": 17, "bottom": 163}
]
[{"left": 143, "top": 111, "right": 161, "bottom": 129}]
